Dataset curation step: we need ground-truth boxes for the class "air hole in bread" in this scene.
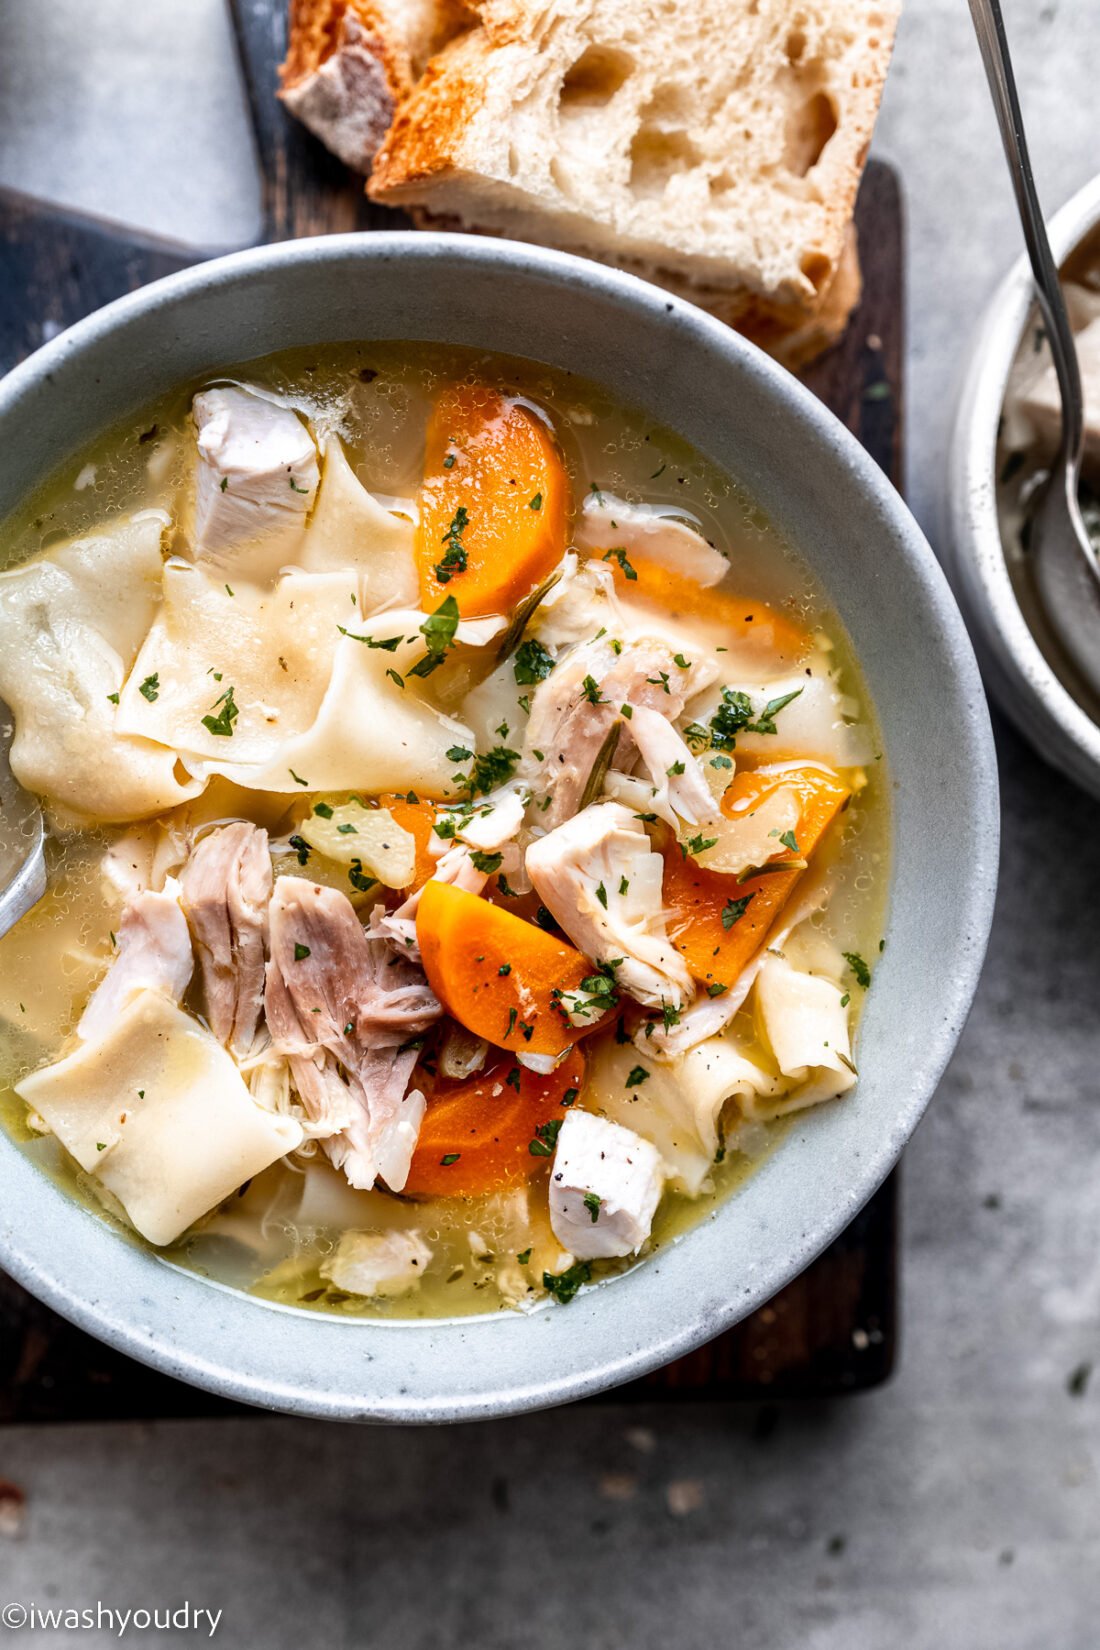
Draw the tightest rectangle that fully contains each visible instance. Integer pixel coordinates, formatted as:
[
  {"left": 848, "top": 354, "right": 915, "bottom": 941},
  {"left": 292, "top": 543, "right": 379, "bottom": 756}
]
[
  {"left": 785, "top": 29, "right": 807, "bottom": 63},
  {"left": 559, "top": 44, "right": 634, "bottom": 111},
  {"left": 709, "top": 171, "right": 735, "bottom": 196},
  {"left": 783, "top": 90, "right": 838, "bottom": 177},
  {"left": 799, "top": 249, "right": 833, "bottom": 293},
  {"left": 629, "top": 126, "right": 704, "bottom": 198}
]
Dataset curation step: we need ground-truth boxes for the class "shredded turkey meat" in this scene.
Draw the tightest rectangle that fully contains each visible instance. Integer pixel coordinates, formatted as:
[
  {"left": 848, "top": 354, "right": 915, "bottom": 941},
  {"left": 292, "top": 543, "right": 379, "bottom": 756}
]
[
  {"left": 264, "top": 876, "right": 440, "bottom": 1191},
  {"left": 524, "top": 637, "right": 717, "bottom": 827},
  {"left": 78, "top": 884, "right": 193, "bottom": 1044},
  {"left": 179, "top": 822, "right": 272, "bottom": 1056}
]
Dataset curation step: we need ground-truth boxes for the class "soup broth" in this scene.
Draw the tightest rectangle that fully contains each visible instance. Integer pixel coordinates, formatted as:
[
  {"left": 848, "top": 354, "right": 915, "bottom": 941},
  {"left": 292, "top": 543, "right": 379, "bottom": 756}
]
[{"left": 0, "top": 342, "right": 888, "bottom": 1319}]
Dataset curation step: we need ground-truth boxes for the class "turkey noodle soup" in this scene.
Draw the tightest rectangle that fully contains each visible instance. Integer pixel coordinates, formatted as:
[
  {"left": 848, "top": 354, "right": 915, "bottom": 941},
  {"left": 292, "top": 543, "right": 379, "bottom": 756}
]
[{"left": 0, "top": 344, "right": 887, "bottom": 1318}]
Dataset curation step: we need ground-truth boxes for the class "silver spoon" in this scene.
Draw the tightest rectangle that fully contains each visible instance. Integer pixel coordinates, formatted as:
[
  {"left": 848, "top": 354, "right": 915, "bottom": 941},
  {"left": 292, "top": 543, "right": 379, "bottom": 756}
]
[
  {"left": 0, "top": 697, "right": 46, "bottom": 939},
  {"left": 970, "top": 0, "right": 1100, "bottom": 702}
]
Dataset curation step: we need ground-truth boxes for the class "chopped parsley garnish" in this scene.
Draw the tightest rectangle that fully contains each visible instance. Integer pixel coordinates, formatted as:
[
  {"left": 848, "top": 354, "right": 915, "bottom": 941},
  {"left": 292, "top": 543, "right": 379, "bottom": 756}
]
[
  {"left": 843, "top": 951, "right": 871, "bottom": 988},
  {"left": 646, "top": 671, "right": 671, "bottom": 694},
  {"left": 440, "top": 1153, "right": 461, "bottom": 1166},
  {"left": 442, "top": 452, "right": 456, "bottom": 470},
  {"left": 517, "top": 1247, "right": 532, "bottom": 1265},
  {"left": 778, "top": 829, "right": 800, "bottom": 853},
  {"left": 219, "top": 476, "right": 228, "bottom": 492},
  {"left": 506, "top": 1066, "right": 522, "bottom": 1092},
  {"left": 289, "top": 769, "right": 309, "bottom": 787},
  {"left": 562, "top": 1087, "right": 579, "bottom": 1107},
  {"left": 338, "top": 628, "right": 404, "bottom": 650},
  {"left": 710, "top": 754, "right": 733, "bottom": 769},
  {"left": 446, "top": 745, "right": 473, "bottom": 763},
  {"left": 667, "top": 760, "right": 686, "bottom": 776},
  {"left": 721, "top": 894, "right": 754, "bottom": 930},
  {"left": 138, "top": 672, "right": 160, "bottom": 702},
  {"left": 513, "top": 638, "right": 555, "bottom": 685},
  {"left": 707, "top": 982, "right": 729, "bottom": 998},
  {"left": 313, "top": 801, "right": 334, "bottom": 818},
  {"left": 201, "top": 685, "right": 239, "bottom": 738},
  {"left": 583, "top": 1193, "right": 602, "bottom": 1224},
  {"left": 468, "top": 745, "right": 521, "bottom": 796},
  {"left": 529, "top": 492, "right": 543, "bottom": 511},
  {"left": 288, "top": 834, "right": 311, "bottom": 865},
  {"left": 595, "top": 881, "right": 608, "bottom": 908},
  {"left": 708, "top": 688, "right": 754, "bottom": 750},
  {"left": 348, "top": 860, "right": 376, "bottom": 892},
  {"left": 505, "top": 1006, "right": 518, "bottom": 1039},
  {"left": 543, "top": 1260, "right": 592, "bottom": 1303},
  {"left": 289, "top": 475, "right": 310, "bottom": 494},
  {"left": 106, "top": 691, "right": 119, "bottom": 705},
  {"left": 619, "top": 876, "right": 630, "bottom": 895},
  {"left": 745, "top": 687, "right": 803, "bottom": 736},
  {"left": 580, "top": 674, "right": 605, "bottom": 704},
  {"left": 336, "top": 822, "right": 358, "bottom": 835},
  {"left": 498, "top": 963, "right": 512, "bottom": 976},
  {"left": 293, "top": 942, "right": 311, "bottom": 961},
  {"left": 529, "top": 1118, "right": 562, "bottom": 1157},
  {"left": 602, "top": 547, "right": 637, "bottom": 580},
  {"left": 625, "top": 1065, "right": 650, "bottom": 1088},
  {"left": 673, "top": 653, "right": 691, "bottom": 669},
  {"left": 386, "top": 668, "right": 405, "bottom": 689},
  {"left": 661, "top": 1002, "right": 681, "bottom": 1030},
  {"left": 685, "top": 833, "right": 718, "bottom": 857},
  {"left": 470, "top": 849, "right": 503, "bottom": 873},
  {"left": 409, "top": 594, "right": 460, "bottom": 678},
  {"left": 434, "top": 505, "right": 469, "bottom": 583}
]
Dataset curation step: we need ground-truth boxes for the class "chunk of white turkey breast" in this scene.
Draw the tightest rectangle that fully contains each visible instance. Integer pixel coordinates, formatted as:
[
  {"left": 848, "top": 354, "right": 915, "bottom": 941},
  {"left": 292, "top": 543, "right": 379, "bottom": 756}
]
[
  {"left": 320, "top": 1228, "right": 433, "bottom": 1298},
  {"left": 587, "top": 1036, "right": 780, "bottom": 1196},
  {"left": 573, "top": 491, "right": 728, "bottom": 588},
  {"left": 548, "top": 1109, "right": 664, "bottom": 1260},
  {"left": 192, "top": 387, "right": 319, "bottom": 574},
  {"left": 179, "top": 822, "right": 272, "bottom": 1056},
  {"left": 752, "top": 954, "right": 856, "bottom": 1113},
  {"left": 525, "top": 802, "right": 692, "bottom": 1010},
  {"left": 627, "top": 705, "right": 719, "bottom": 827},
  {"left": 17, "top": 989, "right": 303, "bottom": 1246},
  {"left": 264, "top": 877, "right": 439, "bottom": 1190},
  {"left": 77, "top": 884, "right": 193, "bottom": 1044}
]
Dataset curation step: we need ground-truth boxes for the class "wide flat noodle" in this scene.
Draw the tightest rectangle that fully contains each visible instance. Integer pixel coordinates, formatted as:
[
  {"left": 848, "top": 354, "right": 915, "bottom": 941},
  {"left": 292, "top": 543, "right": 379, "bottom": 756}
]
[
  {"left": 116, "top": 563, "right": 356, "bottom": 765},
  {"left": 750, "top": 953, "right": 856, "bottom": 1114},
  {"left": 585, "top": 1035, "right": 779, "bottom": 1195},
  {"left": 16, "top": 989, "right": 303, "bottom": 1246},
  {"left": 296, "top": 437, "right": 418, "bottom": 606},
  {"left": 0, "top": 513, "right": 202, "bottom": 823},
  {"left": 683, "top": 653, "right": 873, "bottom": 767}
]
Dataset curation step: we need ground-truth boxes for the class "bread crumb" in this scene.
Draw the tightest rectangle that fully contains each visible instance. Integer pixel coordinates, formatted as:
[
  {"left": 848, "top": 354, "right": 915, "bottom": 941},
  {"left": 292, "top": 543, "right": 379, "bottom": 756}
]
[
  {"left": 666, "top": 1478, "right": 705, "bottom": 1517},
  {"left": 599, "top": 1472, "right": 638, "bottom": 1502}
]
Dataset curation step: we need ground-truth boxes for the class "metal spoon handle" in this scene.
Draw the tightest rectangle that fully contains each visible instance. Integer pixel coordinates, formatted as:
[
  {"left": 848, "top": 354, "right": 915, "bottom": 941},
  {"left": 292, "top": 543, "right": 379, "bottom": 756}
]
[{"left": 969, "top": 0, "right": 1084, "bottom": 479}]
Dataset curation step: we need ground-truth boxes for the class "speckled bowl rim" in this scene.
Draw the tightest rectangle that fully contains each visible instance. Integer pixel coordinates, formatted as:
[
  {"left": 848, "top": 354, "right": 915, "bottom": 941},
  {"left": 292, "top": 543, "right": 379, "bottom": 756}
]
[
  {"left": 0, "top": 234, "right": 998, "bottom": 1423},
  {"left": 947, "top": 171, "right": 1100, "bottom": 799}
]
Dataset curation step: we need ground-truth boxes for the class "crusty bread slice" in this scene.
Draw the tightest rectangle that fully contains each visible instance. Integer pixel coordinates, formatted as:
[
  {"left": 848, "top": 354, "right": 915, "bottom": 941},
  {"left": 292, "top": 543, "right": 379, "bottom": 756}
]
[
  {"left": 279, "top": 0, "right": 473, "bottom": 174},
  {"left": 368, "top": 0, "right": 897, "bottom": 319}
]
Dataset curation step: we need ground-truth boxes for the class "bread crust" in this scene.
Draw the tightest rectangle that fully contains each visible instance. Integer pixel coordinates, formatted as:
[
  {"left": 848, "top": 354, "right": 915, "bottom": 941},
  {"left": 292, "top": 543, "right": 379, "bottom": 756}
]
[{"left": 369, "top": 0, "right": 899, "bottom": 318}]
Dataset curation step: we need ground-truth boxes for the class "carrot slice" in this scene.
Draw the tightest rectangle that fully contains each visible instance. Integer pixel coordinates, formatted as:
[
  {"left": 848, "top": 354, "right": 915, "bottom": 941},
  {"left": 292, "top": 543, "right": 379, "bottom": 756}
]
[
  {"left": 416, "top": 881, "right": 595, "bottom": 1056},
  {"left": 603, "top": 557, "right": 810, "bottom": 662},
  {"left": 416, "top": 385, "right": 570, "bottom": 615},
  {"left": 379, "top": 793, "right": 437, "bottom": 890},
  {"left": 403, "top": 1049, "right": 585, "bottom": 1197},
  {"left": 662, "top": 765, "right": 850, "bottom": 992}
]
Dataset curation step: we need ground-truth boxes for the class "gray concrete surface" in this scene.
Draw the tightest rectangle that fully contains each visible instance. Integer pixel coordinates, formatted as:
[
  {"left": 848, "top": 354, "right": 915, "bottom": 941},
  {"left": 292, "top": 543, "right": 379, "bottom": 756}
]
[{"left": 1, "top": 2, "right": 1098, "bottom": 1646}]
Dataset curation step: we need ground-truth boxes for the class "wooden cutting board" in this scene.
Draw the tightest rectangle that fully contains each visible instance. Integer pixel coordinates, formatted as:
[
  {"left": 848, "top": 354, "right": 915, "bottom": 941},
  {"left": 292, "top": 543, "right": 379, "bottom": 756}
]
[{"left": 0, "top": 1, "right": 901, "bottom": 1420}]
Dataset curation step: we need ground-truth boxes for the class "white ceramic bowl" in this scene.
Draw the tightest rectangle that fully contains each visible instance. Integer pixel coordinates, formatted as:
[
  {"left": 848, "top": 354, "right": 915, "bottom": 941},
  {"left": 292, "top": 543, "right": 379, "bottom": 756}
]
[
  {"left": 948, "top": 171, "right": 1100, "bottom": 799},
  {"left": 0, "top": 234, "right": 999, "bottom": 1421}
]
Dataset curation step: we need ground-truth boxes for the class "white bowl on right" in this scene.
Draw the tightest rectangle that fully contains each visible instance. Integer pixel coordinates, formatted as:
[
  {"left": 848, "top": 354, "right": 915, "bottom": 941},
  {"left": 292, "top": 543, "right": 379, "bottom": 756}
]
[{"left": 948, "top": 170, "right": 1100, "bottom": 800}]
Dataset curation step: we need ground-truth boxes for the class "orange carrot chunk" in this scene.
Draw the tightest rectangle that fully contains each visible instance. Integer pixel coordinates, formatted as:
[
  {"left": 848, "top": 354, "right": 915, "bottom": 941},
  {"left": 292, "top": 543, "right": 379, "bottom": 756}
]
[
  {"left": 663, "top": 764, "right": 850, "bottom": 993},
  {"left": 603, "top": 556, "right": 810, "bottom": 663},
  {"left": 403, "top": 1049, "right": 585, "bottom": 1197},
  {"left": 416, "top": 881, "right": 595, "bottom": 1056},
  {"left": 416, "top": 385, "right": 570, "bottom": 615}
]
